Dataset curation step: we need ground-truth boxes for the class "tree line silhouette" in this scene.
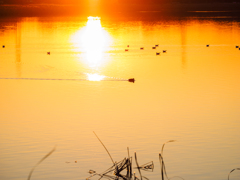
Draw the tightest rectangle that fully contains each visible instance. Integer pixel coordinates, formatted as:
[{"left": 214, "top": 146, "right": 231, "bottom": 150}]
[{"left": 1, "top": 0, "right": 240, "bottom": 5}]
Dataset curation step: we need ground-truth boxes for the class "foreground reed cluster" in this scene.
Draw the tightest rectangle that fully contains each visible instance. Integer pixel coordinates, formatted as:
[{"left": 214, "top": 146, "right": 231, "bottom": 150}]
[
  {"left": 27, "top": 133, "right": 239, "bottom": 180},
  {"left": 87, "top": 133, "right": 186, "bottom": 180},
  {"left": 86, "top": 132, "right": 157, "bottom": 180}
]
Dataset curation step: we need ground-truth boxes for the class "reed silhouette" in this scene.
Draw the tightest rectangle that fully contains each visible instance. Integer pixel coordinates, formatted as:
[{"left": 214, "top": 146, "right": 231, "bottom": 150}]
[
  {"left": 87, "top": 133, "right": 183, "bottom": 180},
  {"left": 27, "top": 146, "right": 56, "bottom": 180},
  {"left": 26, "top": 136, "right": 239, "bottom": 180},
  {"left": 228, "top": 168, "right": 240, "bottom": 180}
]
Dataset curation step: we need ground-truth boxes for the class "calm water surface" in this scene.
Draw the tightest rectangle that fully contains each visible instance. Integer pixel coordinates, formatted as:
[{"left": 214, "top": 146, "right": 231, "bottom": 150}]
[{"left": 0, "top": 15, "right": 240, "bottom": 180}]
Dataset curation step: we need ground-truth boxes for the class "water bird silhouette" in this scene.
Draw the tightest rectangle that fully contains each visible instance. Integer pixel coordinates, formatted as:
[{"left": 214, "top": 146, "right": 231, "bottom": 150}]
[
  {"left": 156, "top": 52, "right": 160, "bottom": 55},
  {"left": 206, "top": 44, "right": 209, "bottom": 47},
  {"left": 155, "top": 44, "right": 159, "bottom": 47},
  {"left": 236, "top": 46, "right": 239, "bottom": 48},
  {"left": 128, "top": 78, "right": 135, "bottom": 83},
  {"left": 47, "top": 52, "right": 50, "bottom": 55},
  {"left": 125, "top": 49, "right": 129, "bottom": 51},
  {"left": 163, "top": 50, "right": 167, "bottom": 53},
  {"left": 140, "top": 47, "right": 144, "bottom": 50},
  {"left": 2, "top": 45, "right": 5, "bottom": 48},
  {"left": 152, "top": 47, "right": 156, "bottom": 49}
]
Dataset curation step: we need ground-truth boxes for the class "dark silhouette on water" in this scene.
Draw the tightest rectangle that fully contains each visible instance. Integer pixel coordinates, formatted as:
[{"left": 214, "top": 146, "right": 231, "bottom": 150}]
[
  {"left": 26, "top": 136, "right": 238, "bottom": 180},
  {"left": 28, "top": 146, "right": 56, "bottom": 180},
  {"left": 86, "top": 136, "right": 186, "bottom": 180},
  {"left": 228, "top": 168, "right": 240, "bottom": 180},
  {"left": 128, "top": 78, "right": 135, "bottom": 83},
  {"left": 87, "top": 132, "right": 155, "bottom": 180}
]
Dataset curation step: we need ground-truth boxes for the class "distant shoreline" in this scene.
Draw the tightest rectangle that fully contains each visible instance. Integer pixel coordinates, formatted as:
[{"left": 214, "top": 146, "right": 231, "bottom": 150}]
[{"left": 0, "top": 2, "right": 240, "bottom": 19}]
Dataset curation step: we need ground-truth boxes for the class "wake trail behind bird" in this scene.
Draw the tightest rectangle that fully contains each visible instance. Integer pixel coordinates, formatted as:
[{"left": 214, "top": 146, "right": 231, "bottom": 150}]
[{"left": 0, "top": 77, "right": 135, "bottom": 83}]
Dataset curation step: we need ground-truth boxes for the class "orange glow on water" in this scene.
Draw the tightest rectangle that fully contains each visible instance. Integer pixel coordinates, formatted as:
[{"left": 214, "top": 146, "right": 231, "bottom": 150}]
[{"left": 1, "top": 16, "right": 240, "bottom": 180}]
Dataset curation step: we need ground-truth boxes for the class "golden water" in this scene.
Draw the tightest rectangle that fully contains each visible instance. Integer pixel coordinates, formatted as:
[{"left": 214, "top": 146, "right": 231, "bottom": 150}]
[{"left": 0, "top": 16, "right": 240, "bottom": 180}]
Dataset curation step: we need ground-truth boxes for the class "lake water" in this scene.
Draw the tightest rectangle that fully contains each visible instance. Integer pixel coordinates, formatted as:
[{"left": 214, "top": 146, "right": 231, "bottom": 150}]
[{"left": 0, "top": 14, "right": 240, "bottom": 180}]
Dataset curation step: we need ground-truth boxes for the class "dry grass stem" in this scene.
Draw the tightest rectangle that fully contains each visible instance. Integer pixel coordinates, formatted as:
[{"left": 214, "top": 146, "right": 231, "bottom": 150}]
[
  {"left": 93, "top": 131, "right": 115, "bottom": 165},
  {"left": 27, "top": 146, "right": 56, "bottom": 180},
  {"left": 228, "top": 168, "right": 240, "bottom": 180}
]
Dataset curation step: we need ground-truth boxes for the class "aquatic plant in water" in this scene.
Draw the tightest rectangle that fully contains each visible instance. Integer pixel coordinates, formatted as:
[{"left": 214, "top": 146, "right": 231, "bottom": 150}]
[
  {"left": 26, "top": 136, "right": 239, "bottom": 180},
  {"left": 228, "top": 168, "right": 240, "bottom": 180},
  {"left": 88, "top": 132, "right": 181, "bottom": 180},
  {"left": 27, "top": 146, "right": 56, "bottom": 180}
]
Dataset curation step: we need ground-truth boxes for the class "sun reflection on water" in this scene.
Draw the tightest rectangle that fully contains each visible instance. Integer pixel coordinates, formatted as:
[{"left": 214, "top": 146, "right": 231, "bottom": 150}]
[
  {"left": 71, "top": 16, "right": 112, "bottom": 69},
  {"left": 86, "top": 73, "right": 106, "bottom": 81}
]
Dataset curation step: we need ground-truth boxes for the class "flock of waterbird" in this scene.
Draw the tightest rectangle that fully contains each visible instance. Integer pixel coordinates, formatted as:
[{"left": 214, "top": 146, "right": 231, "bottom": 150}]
[
  {"left": 123, "top": 43, "right": 240, "bottom": 56},
  {"left": 2, "top": 44, "right": 240, "bottom": 54},
  {"left": 2, "top": 42, "right": 240, "bottom": 83},
  {"left": 1, "top": 43, "right": 239, "bottom": 84},
  {"left": 2, "top": 43, "right": 240, "bottom": 50},
  {"left": 125, "top": 44, "right": 167, "bottom": 56}
]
